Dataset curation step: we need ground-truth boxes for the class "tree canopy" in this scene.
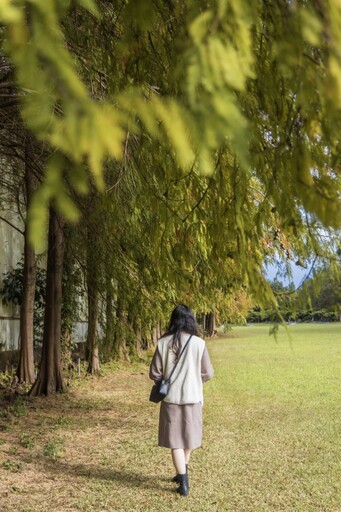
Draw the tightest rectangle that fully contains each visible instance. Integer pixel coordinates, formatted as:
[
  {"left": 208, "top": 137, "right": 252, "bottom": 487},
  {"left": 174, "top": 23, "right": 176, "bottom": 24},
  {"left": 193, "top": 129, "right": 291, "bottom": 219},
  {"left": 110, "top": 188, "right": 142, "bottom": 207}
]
[
  {"left": 1, "top": 1, "right": 340, "bottom": 225},
  {"left": 0, "top": 1, "right": 341, "bottom": 391}
]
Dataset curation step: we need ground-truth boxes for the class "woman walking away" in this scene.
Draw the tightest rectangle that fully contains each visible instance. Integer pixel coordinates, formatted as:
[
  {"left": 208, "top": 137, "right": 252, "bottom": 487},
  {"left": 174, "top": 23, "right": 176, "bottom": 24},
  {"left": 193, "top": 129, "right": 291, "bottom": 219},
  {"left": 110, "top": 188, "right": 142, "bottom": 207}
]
[{"left": 149, "top": 304, "right": 214, "bottom": 497}]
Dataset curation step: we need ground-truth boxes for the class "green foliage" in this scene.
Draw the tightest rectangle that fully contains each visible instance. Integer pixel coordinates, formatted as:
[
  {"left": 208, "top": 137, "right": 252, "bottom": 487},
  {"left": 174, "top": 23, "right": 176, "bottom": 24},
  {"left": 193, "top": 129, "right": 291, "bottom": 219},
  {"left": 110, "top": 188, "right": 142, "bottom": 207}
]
[
  {"left": 0, "top": 372, "right": 13, "bottom": 391},
  {"left": 0, "top": 0, "right": 339, "bottom": 254},
  {"left": 182, "top": 0, "right": 256, "bottom": 171},
  {"left": 296, "top": 263, "right": 341, "bottom": 320},
  {"left": 53, "top": 414, "right": 70, "bottom": 429},
  {"left": 0, "top": 396, "right": 28, "bottom": 426},
  {"left": 0, "top": 266, "right": 23, "bottom": 306},
  {"left": 2, "top": 459, "right": 24, "bottom": 472},
  {"left": 248, "top": 259, "right": 341, "bottom": 322},
  {"left": 9, "top": 396, "right": 28, "bottom": 417},
  {"left": 1, "top": 0, "right": 341, "bottom": 338},
  {"left": 43, "top": 439, "right": 62, "bottom": 460},
  {"left": 19, "top": 432, "right": 34, "bottom": 449}
]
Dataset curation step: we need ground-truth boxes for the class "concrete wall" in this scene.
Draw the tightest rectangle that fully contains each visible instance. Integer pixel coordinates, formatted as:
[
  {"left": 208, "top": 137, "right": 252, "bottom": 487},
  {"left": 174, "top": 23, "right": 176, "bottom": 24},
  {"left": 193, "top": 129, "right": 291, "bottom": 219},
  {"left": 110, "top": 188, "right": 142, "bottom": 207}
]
[{"left": 0, "top": 213, "right": 24, "bottom": 351}]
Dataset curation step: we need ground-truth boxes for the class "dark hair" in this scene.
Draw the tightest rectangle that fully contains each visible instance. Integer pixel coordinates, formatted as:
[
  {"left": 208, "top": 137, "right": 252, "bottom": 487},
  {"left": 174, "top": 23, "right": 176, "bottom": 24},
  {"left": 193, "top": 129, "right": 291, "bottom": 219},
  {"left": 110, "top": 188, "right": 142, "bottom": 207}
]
[{"left": 163, "top": 304, "right": 200, "bottom": 360}]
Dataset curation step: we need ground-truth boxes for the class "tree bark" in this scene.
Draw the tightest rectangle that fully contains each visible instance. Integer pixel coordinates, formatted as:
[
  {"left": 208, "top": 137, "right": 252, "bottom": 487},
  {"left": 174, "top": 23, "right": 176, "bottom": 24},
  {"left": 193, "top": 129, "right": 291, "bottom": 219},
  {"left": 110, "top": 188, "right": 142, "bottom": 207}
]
[
  {"left": 201, "top": 314, "right": 206, "bottom": 339},
  {"left": 86, "top": 287, "right": 100, "bottom": 374},
  {"left": 206, "top": 311, "right": 216, "bottom": 337},
  {"left": 17, "top": 154, "right": 36, "bottom": 384},
  {"left": 133, "top": 318, "right": 142, "bottom": 357},
  {"left": 29, "top": 209, "right": 65, "bottom": 396},
  {"left": 17, "top": 229, "right": 36, "bottom": 384},
  {"left": 103, "top": 273, "right": 115, "bottom": 360},
  {"left": 157, "top": 321, "right": 162, "bottom": 339},
  {"left": 151, "top": 324, "right": 158, "bottom": 346},
  {"left": 114, "top": 299, "right": 130, "bottom": 361},
  {"left": 86, "top": 223, "right": 100, "bottom": 374}
]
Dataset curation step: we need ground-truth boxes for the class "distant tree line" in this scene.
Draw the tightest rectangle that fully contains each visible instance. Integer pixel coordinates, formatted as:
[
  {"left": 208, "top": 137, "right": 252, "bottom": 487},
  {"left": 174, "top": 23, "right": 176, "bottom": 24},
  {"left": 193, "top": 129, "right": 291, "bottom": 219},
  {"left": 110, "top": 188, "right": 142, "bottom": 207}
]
[{"left": 248, "top": 265, "right": 341, "bottom": 323}]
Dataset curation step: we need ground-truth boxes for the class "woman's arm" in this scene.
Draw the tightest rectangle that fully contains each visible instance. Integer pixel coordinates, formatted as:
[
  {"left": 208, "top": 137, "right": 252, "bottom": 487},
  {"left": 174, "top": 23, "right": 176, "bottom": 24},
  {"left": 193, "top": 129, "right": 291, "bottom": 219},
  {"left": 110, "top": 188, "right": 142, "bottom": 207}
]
[
  {"left": 149, "top": 347, "right": 163, "bottom": 382},
  {"left": 201, "top": 346, "right": 214, "bottom": 382}
]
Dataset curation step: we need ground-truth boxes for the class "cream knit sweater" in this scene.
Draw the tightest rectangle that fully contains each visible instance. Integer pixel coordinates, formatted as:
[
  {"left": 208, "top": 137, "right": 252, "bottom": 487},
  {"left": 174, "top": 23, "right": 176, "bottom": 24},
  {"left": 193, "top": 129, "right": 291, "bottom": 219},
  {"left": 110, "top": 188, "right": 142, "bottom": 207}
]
[{"left": 157, "top": 333, "right": 206, "bottom": 405}]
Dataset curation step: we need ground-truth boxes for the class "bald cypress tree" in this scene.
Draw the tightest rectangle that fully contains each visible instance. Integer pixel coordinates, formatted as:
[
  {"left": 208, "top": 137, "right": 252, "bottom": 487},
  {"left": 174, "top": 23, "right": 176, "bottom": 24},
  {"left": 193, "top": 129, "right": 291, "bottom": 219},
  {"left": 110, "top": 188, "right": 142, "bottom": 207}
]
[
  {"left": 0, "top": 1, "right": 340, "bottom": 394},
  {"left": 29, "top": 209, "right": 65, "bottom": 396}
]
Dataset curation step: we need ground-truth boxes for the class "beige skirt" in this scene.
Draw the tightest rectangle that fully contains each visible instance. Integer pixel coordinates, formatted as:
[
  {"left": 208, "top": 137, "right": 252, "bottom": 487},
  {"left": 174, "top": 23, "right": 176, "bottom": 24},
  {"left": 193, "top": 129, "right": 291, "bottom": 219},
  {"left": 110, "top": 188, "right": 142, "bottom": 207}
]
[{"left": 158, "top": 402, "right": 203, "bottom": 449}]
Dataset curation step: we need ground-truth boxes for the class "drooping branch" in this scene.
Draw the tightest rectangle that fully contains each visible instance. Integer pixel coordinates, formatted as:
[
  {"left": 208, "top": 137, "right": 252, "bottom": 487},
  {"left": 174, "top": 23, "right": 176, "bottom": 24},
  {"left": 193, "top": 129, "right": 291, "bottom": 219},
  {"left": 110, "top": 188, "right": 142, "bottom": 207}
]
[{"left": 0, "top": 214, "right": 24, "bottom": 235}]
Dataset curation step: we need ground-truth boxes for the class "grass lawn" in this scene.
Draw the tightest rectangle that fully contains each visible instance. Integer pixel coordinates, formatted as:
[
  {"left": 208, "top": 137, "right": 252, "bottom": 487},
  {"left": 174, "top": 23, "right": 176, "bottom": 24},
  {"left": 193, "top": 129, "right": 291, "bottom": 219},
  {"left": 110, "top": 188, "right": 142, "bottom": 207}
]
[{"left": 0, "top": 323, "right": 340, "bottom": 511}]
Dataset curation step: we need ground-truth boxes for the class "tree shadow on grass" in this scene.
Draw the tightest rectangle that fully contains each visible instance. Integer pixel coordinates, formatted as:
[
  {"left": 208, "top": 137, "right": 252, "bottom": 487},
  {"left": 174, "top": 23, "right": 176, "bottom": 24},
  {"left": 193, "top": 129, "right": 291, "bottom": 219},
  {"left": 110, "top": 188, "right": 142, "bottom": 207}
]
[{"left": 36, "top": 458, "right": 176, "bottom": 493}]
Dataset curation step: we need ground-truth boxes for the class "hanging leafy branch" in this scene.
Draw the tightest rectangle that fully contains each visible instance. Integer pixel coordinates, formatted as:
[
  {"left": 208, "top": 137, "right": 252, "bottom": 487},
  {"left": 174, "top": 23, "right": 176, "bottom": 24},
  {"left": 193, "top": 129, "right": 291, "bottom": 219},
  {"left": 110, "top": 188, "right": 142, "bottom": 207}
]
[
  {"left": 0, "top": 1, "right": 339, "bottom": 246},
  {"left": 0, "top": 0, "right": 340, "bottom": 318}
]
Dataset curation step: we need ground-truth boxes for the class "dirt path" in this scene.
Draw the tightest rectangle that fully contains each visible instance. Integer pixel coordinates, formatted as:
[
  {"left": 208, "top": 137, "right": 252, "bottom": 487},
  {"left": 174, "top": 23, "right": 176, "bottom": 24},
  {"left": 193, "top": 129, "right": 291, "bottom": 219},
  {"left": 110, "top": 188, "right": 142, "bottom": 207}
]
[
  {"left": 0, "top": 362, "right": 212, "bottom": 512},
  {"left": 0, "top": 366, "right": 156, "bottom": 512}
]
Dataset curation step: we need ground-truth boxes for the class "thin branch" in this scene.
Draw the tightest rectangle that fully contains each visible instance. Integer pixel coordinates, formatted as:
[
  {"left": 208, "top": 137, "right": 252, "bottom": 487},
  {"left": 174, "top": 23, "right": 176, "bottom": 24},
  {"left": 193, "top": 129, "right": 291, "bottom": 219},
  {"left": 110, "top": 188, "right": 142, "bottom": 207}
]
[
  {"left": 273, "top": 255, "right": 318, "bottom": 296},
  {"left": 0, "top": 100, "right": 20, "bottom": 109},
  {"left": 182, "top": 153, "right": 221, "bottom": 223},
  {"left": 0, "top": 215, "right": 24, "bottom": 235},
  {"left": 0, "top": 81, "right": 16, "bottom": 89}
]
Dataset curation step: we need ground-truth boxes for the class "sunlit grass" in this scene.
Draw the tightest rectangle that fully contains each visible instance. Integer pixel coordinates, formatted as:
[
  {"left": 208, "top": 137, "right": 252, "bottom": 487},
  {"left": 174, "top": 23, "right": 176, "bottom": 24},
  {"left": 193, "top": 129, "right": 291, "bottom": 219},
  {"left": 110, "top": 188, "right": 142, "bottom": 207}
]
[
  {"left": 202, "top": 323, "right": 341, "bottom": 511},
  {"left": 0, "top": 323, "right": 340, "bottom": 511}
]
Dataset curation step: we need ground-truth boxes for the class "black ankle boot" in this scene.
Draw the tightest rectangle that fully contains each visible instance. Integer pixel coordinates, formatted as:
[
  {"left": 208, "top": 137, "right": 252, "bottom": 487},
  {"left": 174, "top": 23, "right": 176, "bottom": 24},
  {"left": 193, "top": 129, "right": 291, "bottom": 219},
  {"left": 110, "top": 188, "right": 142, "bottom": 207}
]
[
  {"left": 172, "top": 464, "right": 188, "bottom": 483},
  {"left": 176, "top": 473, "right": 189, "bottom": 497}
]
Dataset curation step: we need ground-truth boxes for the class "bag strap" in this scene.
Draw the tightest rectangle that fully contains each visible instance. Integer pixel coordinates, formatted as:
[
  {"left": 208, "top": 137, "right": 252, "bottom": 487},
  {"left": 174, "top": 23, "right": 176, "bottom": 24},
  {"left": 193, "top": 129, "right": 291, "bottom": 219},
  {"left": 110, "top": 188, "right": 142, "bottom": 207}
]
[{"left": 167, "top": 334, "right": 192, "bottom": 383}]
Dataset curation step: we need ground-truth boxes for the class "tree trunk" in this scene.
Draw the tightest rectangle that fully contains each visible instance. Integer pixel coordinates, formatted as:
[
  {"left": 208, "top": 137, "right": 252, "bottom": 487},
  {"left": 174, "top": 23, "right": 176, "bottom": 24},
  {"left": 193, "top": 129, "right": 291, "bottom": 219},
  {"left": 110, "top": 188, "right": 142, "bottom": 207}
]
[
  {"left": 206, "top": 312, "right": 216, "bottom": 337},
  {"left": 140, "top": 324, "right": 149, "bottom": 350},
  {"left": 60, "top": 232, "right": 78, "bottom": 367},
  {"left": 133, "top": 318, "right": 142, "bottom": 356},
  {"left": 201, "top": 314, "right": 206, "bottom": 339},
  {"left": 103, "top": 274, "right": 115, "bottom": 361},
  {"left": 17, "top": 155, "right": 36, "bottom": 384},
  {"left": 157, "top": 321, "right": 162, "bottom": 339},
  {"left": 86, "top": 287, "right": 100, "bottom": 374},
  {"left": 114, "top": 299, "right": 130, "bottom": 361},
  {"left": 17, "top": 229, "right": 36, "bottom": 384},
  {"left": 29, "top": 209, "right": 65, "bottom": 396},
  {"left": 151, "top": 324, "right": 158, "bottom": 346},
  {"left": 85, "top": 219, "right": 101, "bottom": 374}
]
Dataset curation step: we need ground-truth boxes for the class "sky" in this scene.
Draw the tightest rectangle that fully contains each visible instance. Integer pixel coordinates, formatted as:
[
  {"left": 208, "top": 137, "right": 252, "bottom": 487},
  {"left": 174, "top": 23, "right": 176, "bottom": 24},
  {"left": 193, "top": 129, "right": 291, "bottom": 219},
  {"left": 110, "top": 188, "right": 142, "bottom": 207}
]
[{"left": 265, "top": 261, "right": 312, "bottom": 287}]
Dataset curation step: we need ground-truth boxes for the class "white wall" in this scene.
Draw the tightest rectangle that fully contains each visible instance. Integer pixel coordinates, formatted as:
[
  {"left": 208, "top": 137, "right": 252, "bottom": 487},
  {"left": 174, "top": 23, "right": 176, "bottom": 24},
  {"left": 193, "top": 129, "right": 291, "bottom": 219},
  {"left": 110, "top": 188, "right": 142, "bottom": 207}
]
[{"left": 0, "top": 213, "right": 24, "bottom": 350}]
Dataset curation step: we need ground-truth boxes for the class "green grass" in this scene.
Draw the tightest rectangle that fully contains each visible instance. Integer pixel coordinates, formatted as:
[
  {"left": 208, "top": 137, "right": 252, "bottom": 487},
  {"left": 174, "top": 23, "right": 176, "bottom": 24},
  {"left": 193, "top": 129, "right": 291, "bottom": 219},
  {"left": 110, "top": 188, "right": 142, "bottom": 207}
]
[
  {"left": 203, "top": 323, "right": 341, "bottom": 511},
  {"left": 0, "top": 323, "right": 340, "bottom": 511}
]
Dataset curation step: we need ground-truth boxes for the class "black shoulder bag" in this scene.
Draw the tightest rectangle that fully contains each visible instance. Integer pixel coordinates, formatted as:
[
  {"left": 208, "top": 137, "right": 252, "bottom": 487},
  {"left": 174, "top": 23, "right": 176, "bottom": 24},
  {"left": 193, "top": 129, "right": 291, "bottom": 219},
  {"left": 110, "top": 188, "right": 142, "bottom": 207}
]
[{"left": 149, "top": 335, "right": 192, "bottom": 403}]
